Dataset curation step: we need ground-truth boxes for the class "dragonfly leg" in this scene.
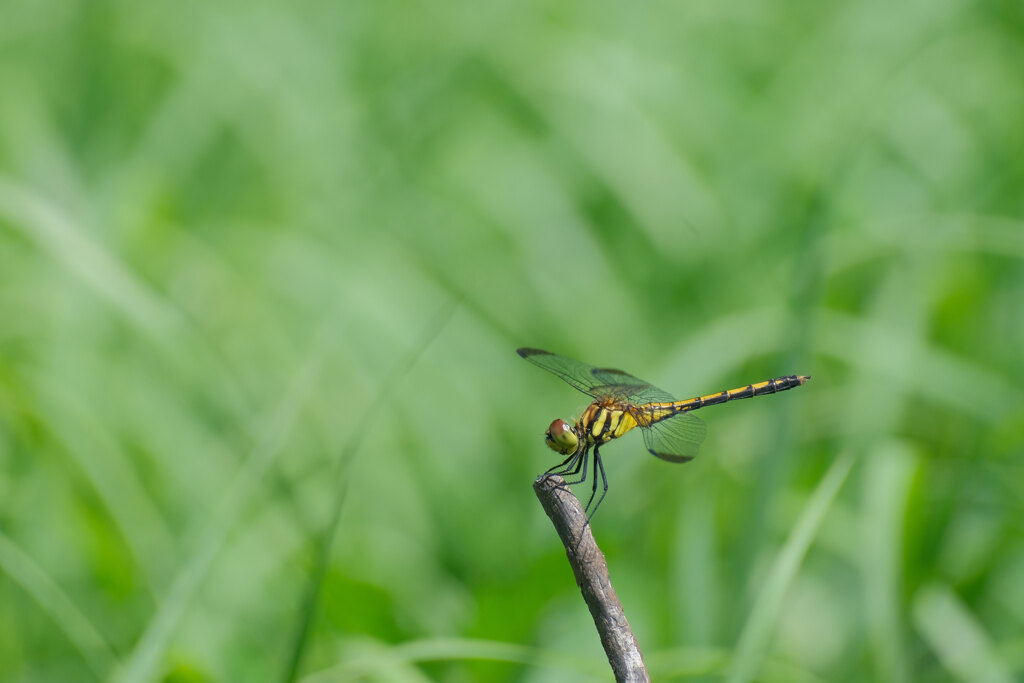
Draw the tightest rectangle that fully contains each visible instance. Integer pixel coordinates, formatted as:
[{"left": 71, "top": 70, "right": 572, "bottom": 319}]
[
  {"left": 546, "top": 450, "right": 578, "bottom": 476},
  {"left": 563, "top": 445, "right": 590, "bottom": 486},
  {"left": 586, "top": 448, "right": 609, "bottom": 521},
  {"left": 582, "top": 446, "right": 602, "bottom": 514}
]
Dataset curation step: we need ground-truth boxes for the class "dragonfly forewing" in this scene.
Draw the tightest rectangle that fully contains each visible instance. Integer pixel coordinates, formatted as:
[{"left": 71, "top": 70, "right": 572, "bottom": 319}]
[{"left": 518, "top": 348, "right": 666, "bottom": 403}]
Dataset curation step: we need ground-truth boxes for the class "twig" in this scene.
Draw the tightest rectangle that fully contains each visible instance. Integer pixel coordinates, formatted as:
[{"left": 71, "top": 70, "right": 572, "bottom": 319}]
[{"left": 533, "top": 475, "right": 650, "bottom": 683}]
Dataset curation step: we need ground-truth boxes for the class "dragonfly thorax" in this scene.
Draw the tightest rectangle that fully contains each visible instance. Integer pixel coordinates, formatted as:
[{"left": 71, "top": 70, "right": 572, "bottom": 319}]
[{"left": 579, "top": 402, "right": 640, "bottom": 446}]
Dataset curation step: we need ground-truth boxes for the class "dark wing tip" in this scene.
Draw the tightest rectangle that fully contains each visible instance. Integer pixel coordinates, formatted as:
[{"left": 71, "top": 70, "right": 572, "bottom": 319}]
[
  {"left": 648, "top": 449, "right": 695, "bottom": 463},
  {"left": 517, "top": 347, "right": 553, "bottom": 359},
  {"left": 593, "top": 366, "right": 629, "bottom": 376}
]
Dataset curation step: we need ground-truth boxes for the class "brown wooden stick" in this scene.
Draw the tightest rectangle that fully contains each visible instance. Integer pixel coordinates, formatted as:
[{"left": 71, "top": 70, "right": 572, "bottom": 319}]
[{"left": 533, "top": 474, "right": 650, "bottom": 683}]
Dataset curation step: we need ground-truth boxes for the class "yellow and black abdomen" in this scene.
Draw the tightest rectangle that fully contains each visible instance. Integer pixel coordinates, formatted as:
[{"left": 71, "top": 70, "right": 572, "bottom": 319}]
[
  {"left": 579, "top": 402, "right": 640, "bottom": 445},
  {"left": 645, "top": 375, "right": 810, "bottom": 423}
]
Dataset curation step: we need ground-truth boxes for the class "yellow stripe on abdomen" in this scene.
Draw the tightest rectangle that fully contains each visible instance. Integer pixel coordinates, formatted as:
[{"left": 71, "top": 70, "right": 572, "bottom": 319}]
[{"left": 642, "top": 375, "right": 809, "bottom": 421}]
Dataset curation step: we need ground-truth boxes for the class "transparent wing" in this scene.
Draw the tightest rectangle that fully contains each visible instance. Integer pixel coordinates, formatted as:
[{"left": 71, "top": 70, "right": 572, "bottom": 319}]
[
  {"left": 517, "top": 348, "right": 674, "bottom": 403},
  {"left": 590, "top": 367, "right": 678, "bottom": 404},
  {"left": 637, "top": 411, "right": 707, "bottom": 462}
]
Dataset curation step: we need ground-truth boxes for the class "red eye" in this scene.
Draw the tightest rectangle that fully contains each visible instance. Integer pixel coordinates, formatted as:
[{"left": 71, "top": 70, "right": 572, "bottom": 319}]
[{"left": 548, "top": 419, "right": 569, "bottom": 435}]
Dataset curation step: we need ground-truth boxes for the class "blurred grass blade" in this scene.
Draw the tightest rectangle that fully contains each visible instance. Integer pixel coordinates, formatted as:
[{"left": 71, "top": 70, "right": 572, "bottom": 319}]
[
  {"left": 300, "top": 636, "right": 602, "bottom": 683},
  {"left": 861, "top": 442, "right": 917, "bottom": 683},
  {"left": 0, "top": 176, "right": 251, "bottom": 416},
  {"left": 32, "top": 373, "right": 177, "bottom": 591},
  {"left": 113, "top": 312, "right": 341, "bottom": 683},
  {"left": 0, "top": 530, "right": 117, "bottom": 679},
  {"left": 283, "top": 299, "right": 458, "bottom": 682},
  {"left": 726, "top": 452, "right": 854, "bottom": 683},
  {"left": 819, "top": 311, "right": 1019, "bottom": 421},
  {"left": 647, "top": 646, "right": 828, "bottom": 682},
  {"left": 912, "top": 583, "right": 1014, "bottom": 683},
  {"left": 304, "top": 637, "right": 533, "bottom": 683},
  {"left": 0, "top": 176, "right": 179, "bottom": 336}
]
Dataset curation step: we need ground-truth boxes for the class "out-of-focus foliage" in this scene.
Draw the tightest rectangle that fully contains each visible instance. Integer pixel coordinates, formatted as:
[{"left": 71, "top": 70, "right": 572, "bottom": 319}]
[{"left": 1, "top": 1, "right": 1022, "bottom": 681}]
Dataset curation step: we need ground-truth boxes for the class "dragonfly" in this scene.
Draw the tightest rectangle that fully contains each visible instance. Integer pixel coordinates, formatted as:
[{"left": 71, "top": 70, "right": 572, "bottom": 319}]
[{"left": 518, "top": 348, "right": 809, "bottom": 518}]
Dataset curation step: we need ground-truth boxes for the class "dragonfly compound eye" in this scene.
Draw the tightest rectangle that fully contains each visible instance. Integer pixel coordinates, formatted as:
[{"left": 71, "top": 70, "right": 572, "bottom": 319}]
[{"left": 545, "top": 419, "right": 579, "bottom": 455}]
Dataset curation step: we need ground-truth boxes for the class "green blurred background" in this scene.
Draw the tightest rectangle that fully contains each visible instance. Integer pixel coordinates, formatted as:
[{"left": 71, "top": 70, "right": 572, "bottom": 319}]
[{"left": 1, "top": 1, "right": 1023, "bottom": 681}]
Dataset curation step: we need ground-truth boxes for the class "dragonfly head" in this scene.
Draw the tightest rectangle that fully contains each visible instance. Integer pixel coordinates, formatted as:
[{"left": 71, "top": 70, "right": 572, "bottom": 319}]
[{"left": 545, "top": 419, "right": 579, "bottom": 455}]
